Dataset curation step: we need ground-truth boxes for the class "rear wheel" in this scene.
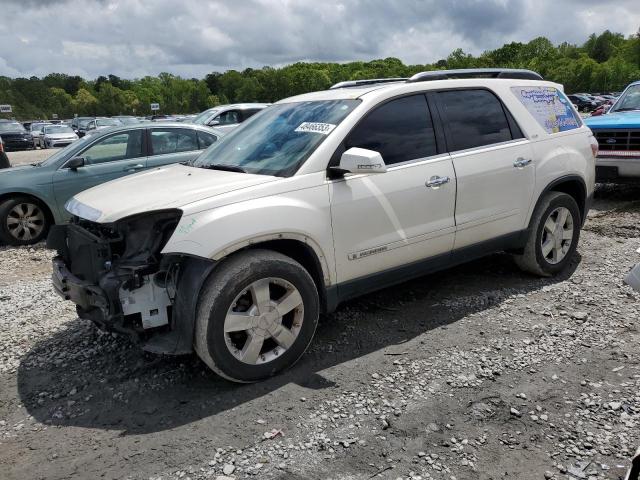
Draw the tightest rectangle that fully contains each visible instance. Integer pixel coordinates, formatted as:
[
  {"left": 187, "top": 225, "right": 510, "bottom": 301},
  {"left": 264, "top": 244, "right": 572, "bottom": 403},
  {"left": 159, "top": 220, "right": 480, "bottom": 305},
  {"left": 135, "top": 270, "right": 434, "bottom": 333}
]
[
  {"left": 0, "top": 197, "right": 49, "bottom": 246},
  {"left": 194, "top": 249, "right": 320, "bottom": 382},
  {"left": 514, "top": 192, "right": 580, "bottom": 276}
]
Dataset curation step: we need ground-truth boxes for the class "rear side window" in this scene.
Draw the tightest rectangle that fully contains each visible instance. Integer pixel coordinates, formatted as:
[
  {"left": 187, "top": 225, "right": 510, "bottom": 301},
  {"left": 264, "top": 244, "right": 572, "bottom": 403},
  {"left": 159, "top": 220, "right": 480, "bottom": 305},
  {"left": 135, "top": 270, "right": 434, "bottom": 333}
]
[
  {"left": 346, "top": 94, "right": 437, "bottom": 165},
  {"left": 197, "top": 131, "right": 218, "bottom": 149},
  {"left": 241, "top": 108, "right": 263, "bottom": 121},
  {"left": 511, "top": 86, "right": 581, "bottom": 134},
  {"left": 150, "top": 128, "right": 198, "bottom": 154},
  {"left": 438, "top": 89, "right": 513, "bottom": 151}
]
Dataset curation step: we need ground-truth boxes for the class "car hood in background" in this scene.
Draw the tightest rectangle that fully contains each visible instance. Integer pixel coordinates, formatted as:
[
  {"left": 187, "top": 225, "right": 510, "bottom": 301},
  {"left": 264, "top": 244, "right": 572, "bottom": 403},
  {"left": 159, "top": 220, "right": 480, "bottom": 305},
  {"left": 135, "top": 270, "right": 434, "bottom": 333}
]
[
  {"left": 45, "top": 133, "right": 77, "bottom": 139},
  {"left": 584, "top": 111, "right": 640, "bottom": 129},
  {"left": 69, "top": 164, "right": 279, "bottom": 223}
]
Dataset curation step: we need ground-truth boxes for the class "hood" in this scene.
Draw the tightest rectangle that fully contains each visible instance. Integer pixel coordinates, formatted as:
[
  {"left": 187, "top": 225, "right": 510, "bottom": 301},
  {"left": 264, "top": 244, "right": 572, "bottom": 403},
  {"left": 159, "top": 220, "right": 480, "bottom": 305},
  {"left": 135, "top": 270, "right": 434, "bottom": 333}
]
[
  {"left": 69, "top": 163, "right": 279, "bottom": 223},
  {"left": 584, "top": 111, "right": 640, "bottom": 129},
  {"left": 45, "top": 132, "right": 77, "bottom": 139},
  {"left": 0, "top": 164, "right": 36, "bottom": 175},
  {"left": 1, "top": 131, "right": 31, "bottom": 138}
]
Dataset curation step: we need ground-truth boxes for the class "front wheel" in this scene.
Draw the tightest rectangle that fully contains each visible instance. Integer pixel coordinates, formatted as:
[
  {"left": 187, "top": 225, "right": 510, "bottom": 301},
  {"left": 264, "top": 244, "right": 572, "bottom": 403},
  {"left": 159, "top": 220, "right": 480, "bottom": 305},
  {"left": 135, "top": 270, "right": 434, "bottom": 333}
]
[
  {"left": 0, "top": 197, "right": 50, "bottom": 245},
  {"left": 194, "top": 249, "right": 320, "bottom": 382},
  {"left": 514, "top": 192, "right": 581, "bottom": 276}
]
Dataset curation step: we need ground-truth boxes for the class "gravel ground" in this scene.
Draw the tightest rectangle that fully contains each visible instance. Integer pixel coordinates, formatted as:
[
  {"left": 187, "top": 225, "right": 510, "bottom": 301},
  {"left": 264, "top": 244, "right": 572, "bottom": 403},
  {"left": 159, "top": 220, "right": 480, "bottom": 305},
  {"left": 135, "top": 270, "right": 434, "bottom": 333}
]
[
  {"left": 0, "top": 186, "right": 639, "bottom": 480},
  {"left": 6, "top": 147, "right": 59, "bottom": 166}
]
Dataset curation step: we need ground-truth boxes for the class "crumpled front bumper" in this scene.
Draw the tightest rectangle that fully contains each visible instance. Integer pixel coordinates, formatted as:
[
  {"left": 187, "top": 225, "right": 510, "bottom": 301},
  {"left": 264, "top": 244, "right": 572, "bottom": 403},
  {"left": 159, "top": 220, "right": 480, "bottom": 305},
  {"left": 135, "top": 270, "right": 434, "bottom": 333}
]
[{"left": 51, "top": 257, "right": 109, "bottom": 312}]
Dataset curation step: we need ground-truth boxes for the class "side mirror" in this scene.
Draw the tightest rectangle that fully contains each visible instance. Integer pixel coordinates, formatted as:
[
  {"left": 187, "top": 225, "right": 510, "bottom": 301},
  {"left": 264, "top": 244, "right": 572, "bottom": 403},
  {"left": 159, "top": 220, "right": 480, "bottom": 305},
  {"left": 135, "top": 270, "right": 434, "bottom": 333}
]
[
  {"left": 208, "top": 119, "right": 220, "bottom": 126},
  {"left": 65, "top": 157, "right": 85, "bottom": 170},
  {"left": 331, "top": 147, "right": 387, "bottom": 176}
]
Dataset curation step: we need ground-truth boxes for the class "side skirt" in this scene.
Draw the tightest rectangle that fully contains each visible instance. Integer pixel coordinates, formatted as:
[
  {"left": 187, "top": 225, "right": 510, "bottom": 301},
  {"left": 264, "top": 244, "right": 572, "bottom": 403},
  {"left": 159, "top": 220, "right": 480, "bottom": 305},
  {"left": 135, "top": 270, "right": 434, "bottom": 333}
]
[{"left": 325, "top": 230, "right": 528, "bottom": 312}]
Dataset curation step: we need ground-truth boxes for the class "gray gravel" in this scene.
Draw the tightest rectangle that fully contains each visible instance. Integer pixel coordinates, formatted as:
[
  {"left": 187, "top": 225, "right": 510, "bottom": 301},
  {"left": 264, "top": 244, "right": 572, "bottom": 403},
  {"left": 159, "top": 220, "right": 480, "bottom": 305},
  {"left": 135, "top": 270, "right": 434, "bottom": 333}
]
[
  {"left": 0, "top": 186, "right": 639, "bottom": 480},
  {"left": 6, "top": 147, "right": 59, "bottom": 166}
]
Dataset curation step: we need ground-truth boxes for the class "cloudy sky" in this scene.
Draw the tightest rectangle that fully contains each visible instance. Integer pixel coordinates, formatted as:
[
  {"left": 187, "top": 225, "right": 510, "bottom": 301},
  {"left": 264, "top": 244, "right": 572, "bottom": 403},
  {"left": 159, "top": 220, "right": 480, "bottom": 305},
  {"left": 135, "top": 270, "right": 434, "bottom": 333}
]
[{"left": 1, "top": 0, "right": 639, "bottom": 79}]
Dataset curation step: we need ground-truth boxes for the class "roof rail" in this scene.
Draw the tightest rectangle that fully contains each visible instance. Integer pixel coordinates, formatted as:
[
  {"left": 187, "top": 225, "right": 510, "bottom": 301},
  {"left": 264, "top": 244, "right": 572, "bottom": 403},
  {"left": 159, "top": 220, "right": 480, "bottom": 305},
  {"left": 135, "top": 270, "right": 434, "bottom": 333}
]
[
  {"left": 330, "top": 78, "right": 408, "bottom": 89},
  {"left": 408, "top": 68, "right": 543, "bottom": 82}
]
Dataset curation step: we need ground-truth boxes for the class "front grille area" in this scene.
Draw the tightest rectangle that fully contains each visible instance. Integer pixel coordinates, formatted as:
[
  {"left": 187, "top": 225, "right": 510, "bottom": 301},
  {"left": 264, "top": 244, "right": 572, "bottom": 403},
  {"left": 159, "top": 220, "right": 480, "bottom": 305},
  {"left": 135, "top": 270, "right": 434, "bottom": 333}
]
[{"left": 594, "top": 129, "right": 640, "bottom": 153}]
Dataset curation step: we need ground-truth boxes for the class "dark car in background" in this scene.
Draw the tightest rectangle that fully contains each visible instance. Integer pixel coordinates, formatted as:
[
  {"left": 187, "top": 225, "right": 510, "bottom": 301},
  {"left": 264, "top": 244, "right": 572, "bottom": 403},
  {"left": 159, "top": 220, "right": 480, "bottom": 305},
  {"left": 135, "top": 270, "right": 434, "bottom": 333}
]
[
  {"left": 0, "top": 121, "right": 35, "bottom": 151},
  {"left": 72, "top": 117, "right": 94, "bottom": 138},
  {"left": 567, "top": 94, "right": 598, "bottom": 112},
  {"left": 0, "top": 137, "right": 11, "bottom": 169}
]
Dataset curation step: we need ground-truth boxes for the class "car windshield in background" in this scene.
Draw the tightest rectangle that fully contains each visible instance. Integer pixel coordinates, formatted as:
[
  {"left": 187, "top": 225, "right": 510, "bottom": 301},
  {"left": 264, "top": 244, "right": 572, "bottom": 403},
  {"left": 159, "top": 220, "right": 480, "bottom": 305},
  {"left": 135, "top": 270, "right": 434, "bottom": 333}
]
[
  {"left": 192, "top": 109, "right": 219, "bottom": 125},
  {"left": 78, "top": 119, "right": 92, "bottom": 128},
  {"left": 96, "top": 119, "right": 121, "bottom": 127},
  {"left": 193, "top": 100, "right": 360, "bottom": 177},
  {"left": 611, "top": 85, "right": 640, "bottom": 112},
  {"left": 44, "top": 125, "right": 74, "bottom": 134},
  {"left": 0, "top": 122, "right": 26, "bottom": 132}
]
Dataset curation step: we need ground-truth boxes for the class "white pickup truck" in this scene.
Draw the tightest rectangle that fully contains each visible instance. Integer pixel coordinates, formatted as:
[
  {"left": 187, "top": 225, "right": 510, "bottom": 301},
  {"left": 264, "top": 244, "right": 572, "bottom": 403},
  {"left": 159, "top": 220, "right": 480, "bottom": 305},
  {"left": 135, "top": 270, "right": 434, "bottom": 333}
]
[{"left": 48, "top": 69, "right": 597, "bottom": 382}]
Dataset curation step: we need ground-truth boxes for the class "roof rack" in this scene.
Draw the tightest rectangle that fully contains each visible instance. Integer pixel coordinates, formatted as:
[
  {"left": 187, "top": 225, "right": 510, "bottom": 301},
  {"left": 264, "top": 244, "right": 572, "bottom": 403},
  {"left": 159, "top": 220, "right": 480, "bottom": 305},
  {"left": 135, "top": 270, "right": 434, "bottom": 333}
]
[
  {"left": 329, "top": 78, "right": 408, "bottom": 89},
  {"left": 408, "top": 68, "right": 543, "bottom": 82}
]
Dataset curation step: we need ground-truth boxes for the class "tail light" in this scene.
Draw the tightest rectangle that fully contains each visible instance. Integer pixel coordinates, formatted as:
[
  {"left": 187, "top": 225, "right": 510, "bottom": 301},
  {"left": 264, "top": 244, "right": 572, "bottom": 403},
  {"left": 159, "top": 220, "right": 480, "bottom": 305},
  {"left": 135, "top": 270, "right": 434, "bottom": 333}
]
[
  {"left": 589, "top": 135, "right": 598, "bottom": 158},
  {"left": 0, "top": 139, "right": 4, "bottom": 153}
]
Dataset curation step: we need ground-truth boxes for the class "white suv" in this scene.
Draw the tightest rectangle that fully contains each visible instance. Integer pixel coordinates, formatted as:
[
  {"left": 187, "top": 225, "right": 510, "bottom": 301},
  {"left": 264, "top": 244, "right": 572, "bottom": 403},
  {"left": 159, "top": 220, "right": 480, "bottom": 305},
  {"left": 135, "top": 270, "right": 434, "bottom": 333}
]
[{"left": 48, "top": 69, "right": 597, "bottom": 383}]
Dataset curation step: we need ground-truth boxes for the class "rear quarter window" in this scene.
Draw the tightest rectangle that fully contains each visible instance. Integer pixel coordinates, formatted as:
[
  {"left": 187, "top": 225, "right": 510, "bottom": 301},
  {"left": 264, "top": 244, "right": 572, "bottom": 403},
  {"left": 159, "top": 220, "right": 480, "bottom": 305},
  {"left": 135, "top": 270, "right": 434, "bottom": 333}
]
[{"left": 511, "top": 86, "right": 581, "bottom": 134}]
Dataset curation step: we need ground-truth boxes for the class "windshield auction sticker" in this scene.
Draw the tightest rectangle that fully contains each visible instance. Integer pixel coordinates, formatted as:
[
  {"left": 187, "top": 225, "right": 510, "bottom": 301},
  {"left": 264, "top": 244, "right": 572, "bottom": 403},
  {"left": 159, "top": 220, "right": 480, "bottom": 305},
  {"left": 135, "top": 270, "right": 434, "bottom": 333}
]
[
  {"left": 294, "top": 122, "right": 337, "bottom": 135},
  {"left": 511, "top": 86, "right": 580, "bottom": 134}
]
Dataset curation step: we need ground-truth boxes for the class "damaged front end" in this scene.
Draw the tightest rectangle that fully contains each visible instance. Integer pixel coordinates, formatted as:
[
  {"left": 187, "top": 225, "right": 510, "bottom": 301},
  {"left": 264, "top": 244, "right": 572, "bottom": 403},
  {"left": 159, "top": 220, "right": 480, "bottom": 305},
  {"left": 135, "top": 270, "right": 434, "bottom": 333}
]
[{"left": 47, "top": 210, "right": 214, "bottom": 354}]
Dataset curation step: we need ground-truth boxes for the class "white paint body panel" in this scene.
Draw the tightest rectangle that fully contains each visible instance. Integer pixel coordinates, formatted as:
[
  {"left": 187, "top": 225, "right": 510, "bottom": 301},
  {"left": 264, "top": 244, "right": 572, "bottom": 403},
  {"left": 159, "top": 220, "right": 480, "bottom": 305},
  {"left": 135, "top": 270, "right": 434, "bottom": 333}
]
[{"left": 70, "top": 77, "right": 595, "bottom": 293}]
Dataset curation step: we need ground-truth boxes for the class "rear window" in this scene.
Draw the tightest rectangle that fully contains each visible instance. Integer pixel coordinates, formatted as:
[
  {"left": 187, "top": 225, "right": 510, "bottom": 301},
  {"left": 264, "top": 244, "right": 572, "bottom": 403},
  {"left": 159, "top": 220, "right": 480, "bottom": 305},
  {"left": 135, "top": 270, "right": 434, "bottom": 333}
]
[{"left": 511, "top": 86, "right": 581, "bottom": 134}]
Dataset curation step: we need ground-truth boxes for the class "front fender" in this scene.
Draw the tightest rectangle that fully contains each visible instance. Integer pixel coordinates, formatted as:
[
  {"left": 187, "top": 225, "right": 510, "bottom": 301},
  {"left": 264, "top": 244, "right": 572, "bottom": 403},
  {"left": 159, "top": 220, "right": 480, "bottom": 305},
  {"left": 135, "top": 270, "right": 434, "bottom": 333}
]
[{"left": 162, "top": 186, "right": 335, "bottom": 285}]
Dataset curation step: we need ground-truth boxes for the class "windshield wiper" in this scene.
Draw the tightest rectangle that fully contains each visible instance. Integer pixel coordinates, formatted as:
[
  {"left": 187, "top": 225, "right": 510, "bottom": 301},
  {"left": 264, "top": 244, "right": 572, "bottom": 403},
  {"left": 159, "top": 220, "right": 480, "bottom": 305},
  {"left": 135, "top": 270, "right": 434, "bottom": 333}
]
[
  {"left": 201, "top": 163, "right": 247, "bottom": 173},
  {"left": 613, "top": 107, "right": 640, "bottom": 112}
]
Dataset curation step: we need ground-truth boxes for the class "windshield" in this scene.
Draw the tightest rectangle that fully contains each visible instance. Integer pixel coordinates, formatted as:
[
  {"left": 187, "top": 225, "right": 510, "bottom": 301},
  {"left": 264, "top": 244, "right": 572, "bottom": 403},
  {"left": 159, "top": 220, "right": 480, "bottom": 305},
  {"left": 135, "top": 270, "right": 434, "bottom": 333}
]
[
  {"left": 0, "top": 122, "right": 26, "bottom": 133},
  {"left": 96, "top": 118, "right": 121, "bottom": 127},
  {"left": 192, "top": 108, "right": 219, "bottom": 125},
  {"left": 44, "top": 125, "right": 74, "bottom": 134},
  {"left": 193, "top": 100, "right": 360, "bottom": 177},
  {"left": 78, "top": 118, "right": 92, "bottom": 128},
  {"left": 611, "top": 84, "right": 640, "bottom": 112},
  {"left": 38, "top": 135, "right": 94, "bottom": 166}
]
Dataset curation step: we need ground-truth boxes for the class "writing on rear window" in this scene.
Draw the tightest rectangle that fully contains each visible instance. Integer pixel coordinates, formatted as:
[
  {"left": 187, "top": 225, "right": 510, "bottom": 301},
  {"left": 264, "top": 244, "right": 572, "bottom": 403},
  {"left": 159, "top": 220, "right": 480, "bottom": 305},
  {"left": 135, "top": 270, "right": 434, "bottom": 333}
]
[
  {"left": 511, "top": 86, "right": 580, "bottom": 134},
  {"left": 294, "top": 122, "right": 336, "bottom": 135}
]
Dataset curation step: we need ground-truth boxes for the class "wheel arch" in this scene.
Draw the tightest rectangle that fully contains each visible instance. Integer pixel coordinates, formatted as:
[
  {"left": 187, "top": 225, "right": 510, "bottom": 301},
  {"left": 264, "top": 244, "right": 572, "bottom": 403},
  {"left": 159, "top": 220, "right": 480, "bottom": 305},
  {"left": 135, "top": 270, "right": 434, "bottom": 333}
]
[
  {"left": 0, "top": 192, "right": 56, "bottom": 227},
  {"left": 212, "top": 235, "right": 331, "bottom": 313},
  {"left": 531, "top": 175, "right": 588, "bottom": 227}
]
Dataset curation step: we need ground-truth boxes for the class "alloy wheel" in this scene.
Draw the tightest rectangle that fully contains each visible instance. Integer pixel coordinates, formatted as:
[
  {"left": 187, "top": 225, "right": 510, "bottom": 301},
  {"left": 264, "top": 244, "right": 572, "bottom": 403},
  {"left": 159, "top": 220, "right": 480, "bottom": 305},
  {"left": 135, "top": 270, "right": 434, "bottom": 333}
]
[
  {"left": 6, "top": 202, "right": 45, "bottom": 242},
  {"left": 540, "top": 206, "right": 574, "bottom": 264},
  {"left": 224, "top": 277, "right": 304, "bottom": 365}
]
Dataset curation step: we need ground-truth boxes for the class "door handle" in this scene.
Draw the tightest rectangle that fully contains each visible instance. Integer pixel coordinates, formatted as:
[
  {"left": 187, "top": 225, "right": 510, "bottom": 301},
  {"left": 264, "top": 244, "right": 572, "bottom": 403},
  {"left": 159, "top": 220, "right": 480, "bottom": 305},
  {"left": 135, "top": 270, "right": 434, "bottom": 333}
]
[
  {"left": 513, "top": 157, "right": 532, "bottom": 168},
  {"left": 124, "top": 163, "right": 144, "bottom": 172},
  {"left": 425, "top": 175, "right": 450, "bottom": 189}
]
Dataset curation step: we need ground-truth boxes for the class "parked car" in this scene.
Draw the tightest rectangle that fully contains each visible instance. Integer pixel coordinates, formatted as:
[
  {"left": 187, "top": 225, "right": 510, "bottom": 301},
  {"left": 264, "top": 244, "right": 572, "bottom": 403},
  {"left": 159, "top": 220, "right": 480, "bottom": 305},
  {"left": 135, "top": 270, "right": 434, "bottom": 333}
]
[
  {"left": 30, "top": 122, "right": 51, "bottom": 147},
  {"left": 0, "top": 121, "right": 34, "bottom": 151},
  {"left": 567, "top": 94, "right": 598, "bottom": 112},
  {"left": 73, "top": 117, "right": 95, "bottom": 138},
  {"left": 191, "top": 103, "right": 270, "bottom": 132},
  {"left": 0, "top": 137, "right": 10, "bottom": 169},
  {"left": 39, "top": 124, "right": 79, "bottom": 149},
  {"left": 584, "top": 80, "right": 640, "bottom": 183},
  {"left": 47, "top": 68, "right": 596, "bottom": 383},
  {"left": 83, "top": 117, "right": 122, "bottom": 137},
  {"left": 0, "top": 123, "right": 222, "bottom": 245}
]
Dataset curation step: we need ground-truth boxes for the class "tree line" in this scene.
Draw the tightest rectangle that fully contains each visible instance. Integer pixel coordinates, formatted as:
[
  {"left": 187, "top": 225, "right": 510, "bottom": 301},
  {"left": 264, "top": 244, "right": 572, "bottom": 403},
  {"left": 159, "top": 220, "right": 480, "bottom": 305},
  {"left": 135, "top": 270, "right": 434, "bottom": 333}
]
[{"left": 1, "top": 29, "right": 639, "bottom": 120}]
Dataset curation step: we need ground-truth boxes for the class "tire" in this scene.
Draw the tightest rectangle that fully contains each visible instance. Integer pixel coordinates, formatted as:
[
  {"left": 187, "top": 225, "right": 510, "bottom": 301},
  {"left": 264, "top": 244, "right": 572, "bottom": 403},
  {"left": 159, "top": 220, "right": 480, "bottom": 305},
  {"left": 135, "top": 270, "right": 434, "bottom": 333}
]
[
  {"left": 514, "top": 192, "right": 581, "bottom": 276},
  {"left": 0, "top": 197, "right": 50, "bottom": 246},
  {"left": 194, "top": 249, "right": 320, "bottom": 383}
]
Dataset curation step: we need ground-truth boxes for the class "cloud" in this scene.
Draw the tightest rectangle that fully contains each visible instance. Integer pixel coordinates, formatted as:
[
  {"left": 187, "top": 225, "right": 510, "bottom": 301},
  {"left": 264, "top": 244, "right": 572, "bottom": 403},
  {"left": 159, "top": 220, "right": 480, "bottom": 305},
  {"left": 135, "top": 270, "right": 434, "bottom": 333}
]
[{"left": 0, "top": 0, "right": 637, "bottom": 79}]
